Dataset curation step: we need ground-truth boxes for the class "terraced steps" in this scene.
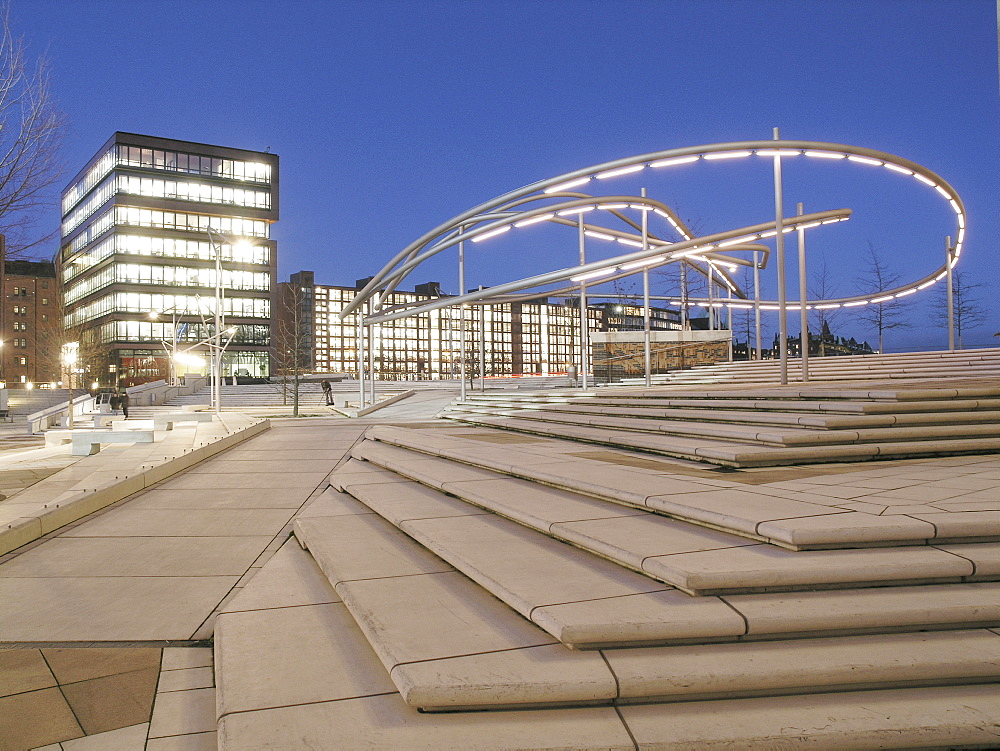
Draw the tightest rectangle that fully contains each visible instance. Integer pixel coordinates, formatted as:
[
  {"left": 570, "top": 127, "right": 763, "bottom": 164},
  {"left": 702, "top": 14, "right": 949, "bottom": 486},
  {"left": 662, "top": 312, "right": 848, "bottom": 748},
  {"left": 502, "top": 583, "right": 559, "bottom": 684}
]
[
  {"left": 617, "top": 347, "right": 1000, "bottom": 387},
  {"left": 215, "top": 536, "right": 1000, "bottom": 747},
  {"left": 358, "top": 425, "right": 1000, "bottom": 549},
  {"left": 287, "top": 495, "right": 1000, "bottom": 711},
  {"left": 333, "top": 456, "right": 996, "bottom": 596},
  {"left": 441, "top": 381, "right": 1000, "bottom": 467}
]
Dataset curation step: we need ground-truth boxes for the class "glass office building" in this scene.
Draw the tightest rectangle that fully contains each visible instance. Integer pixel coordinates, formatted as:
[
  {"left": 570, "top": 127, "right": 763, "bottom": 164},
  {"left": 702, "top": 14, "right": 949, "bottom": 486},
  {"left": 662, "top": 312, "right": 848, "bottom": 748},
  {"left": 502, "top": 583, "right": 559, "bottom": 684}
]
[
  {"left": 279, "top": 273, "right": 682, "bottom": 380},
  {"left": 59, "top": 133, "right": 278, "bottom": 385}
]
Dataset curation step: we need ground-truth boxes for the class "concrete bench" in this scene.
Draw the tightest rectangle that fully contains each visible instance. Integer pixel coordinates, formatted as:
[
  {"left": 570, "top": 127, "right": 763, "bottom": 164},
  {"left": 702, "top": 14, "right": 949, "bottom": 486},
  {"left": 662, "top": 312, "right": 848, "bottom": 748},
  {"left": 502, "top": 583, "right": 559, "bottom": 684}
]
[
  {"left": 71, "top": 429, "right": 155, "bottom": 456},
  {"left": 152, "top": 412, "right": 215, "bottom": 431}
]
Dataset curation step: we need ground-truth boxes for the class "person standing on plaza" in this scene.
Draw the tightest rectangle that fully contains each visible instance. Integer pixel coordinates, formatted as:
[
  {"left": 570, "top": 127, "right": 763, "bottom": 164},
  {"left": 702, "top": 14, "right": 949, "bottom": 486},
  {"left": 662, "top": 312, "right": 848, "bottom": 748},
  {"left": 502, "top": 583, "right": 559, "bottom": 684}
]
[
  {"left": 321, "top": 379, "right": 333, "bottom": 405},
  {"left": 119, "top": 391, "right": 130, "bottom": 419}
]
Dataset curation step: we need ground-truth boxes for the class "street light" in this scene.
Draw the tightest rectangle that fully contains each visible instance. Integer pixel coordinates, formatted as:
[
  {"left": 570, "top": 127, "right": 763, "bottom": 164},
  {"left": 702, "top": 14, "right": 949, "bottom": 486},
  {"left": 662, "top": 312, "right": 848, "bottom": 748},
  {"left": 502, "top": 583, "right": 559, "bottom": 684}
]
[
  {"left": 61, "top": 342, "right": 79, "bottom": 429},
  {"left": 205, "top": 229, "right": 255, "bottom": 415},
  {"left": 148, "top": 308, "right": 183, "bottom": 386}
]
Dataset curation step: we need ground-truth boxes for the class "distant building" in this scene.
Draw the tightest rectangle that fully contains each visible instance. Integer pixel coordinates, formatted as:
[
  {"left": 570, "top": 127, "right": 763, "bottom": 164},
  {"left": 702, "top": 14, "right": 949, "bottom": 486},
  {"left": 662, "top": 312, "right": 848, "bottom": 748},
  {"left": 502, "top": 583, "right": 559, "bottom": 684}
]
[
  {"left": 276, "top": 273, "right": 695, "bottom": 380},
  {"left": 59, "top": 133, "right": 278, "bottom": 386},
  {"left": 0, "top": 257, "right": 60, "bottom": 385}
]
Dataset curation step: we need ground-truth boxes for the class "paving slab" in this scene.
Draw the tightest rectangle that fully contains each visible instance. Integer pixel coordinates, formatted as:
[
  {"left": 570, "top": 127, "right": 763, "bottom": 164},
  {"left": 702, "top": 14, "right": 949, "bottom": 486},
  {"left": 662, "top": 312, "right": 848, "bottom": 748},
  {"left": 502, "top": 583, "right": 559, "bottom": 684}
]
[
  {"left": 400, "top": 514, "right": 668, "bottom": 619},
  {"left": 0, "top": 576, "right": 238, "bottom": 641},
  {"left": 220, "top": 539, "right": 340, "bottom": 614},
  {"left": 58, "top": 508, "right": 295, "bottom": 537},
  {"left": 532, "top": 589, "right": 747, "bottom": 648},
  {"left": 215, "top": 602, "right": 397, "bottom": 718},
  {"left": 147, "top": 686, "right": 216, "bottom": 740},
  {"left": 0, "top": 687, "right": 83, "bottom": 749},
  {"left": 618, "top": 684, "right": 1000, "bottom": 749},
  {"left": 126, "top": 486, "right": 308, "bottom": 509},
  {"left": 728, "top": 581, "right": 1000, "bottom": 637},
  {"left": 606, "top": 629, "right": 1000, "bottom": 701},
  {"left": 642, "top": 543, "right": 975, "bottom": 594},
  {"left": 0, "top": 648, "right": 56, "bottom": 697},
  {"left": 296, "top": 514, "right": 452, "bottom": 582},
  {"left": 161, "top": 648, "right": 212, "bottom": 672},
  {"left": 59, "top": 722, "right": 149, "bottom": 750},
  {"left": 218, "top": 693, "right": 635, "bottom": 751},
  {"left": 0, "top": 536, "right": 270, "bottom": 578},
  {"left": 348, "top": 478, "right": 489, "bottom": 525}
]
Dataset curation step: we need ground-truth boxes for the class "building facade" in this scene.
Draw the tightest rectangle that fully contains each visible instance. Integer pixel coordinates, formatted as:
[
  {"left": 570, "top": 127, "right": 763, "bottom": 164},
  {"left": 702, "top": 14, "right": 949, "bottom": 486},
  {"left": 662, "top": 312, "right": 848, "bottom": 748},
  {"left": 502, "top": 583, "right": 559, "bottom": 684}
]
[
  {"left": 0, "top": 258, "right": 61, "bottom": 385},
  {"left": 276, "top": 273, "right": 686, "bottom": 380},
  {"left": 59, "top": 133, "right": 278, "bottom": 386}
]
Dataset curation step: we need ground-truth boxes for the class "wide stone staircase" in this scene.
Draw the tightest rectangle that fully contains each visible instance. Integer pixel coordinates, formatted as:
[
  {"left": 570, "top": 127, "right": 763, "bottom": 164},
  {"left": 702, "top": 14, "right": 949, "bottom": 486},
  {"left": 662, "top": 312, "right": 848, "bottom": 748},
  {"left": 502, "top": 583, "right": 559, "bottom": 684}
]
[
  {"left": 440, "top": 379, "right": 1000, "bottom": 468},
  {"left": 214, "top": 396, "right": 1000, "bottom": 746},
  {"left": 619, "top": 346, "right": 1000, "bottom": 386}
]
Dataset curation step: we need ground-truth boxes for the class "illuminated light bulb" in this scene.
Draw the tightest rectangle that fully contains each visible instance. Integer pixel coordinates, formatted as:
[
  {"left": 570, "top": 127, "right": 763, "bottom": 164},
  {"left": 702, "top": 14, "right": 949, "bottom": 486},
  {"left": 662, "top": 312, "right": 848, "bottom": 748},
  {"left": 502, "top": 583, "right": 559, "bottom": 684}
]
[
  {"left": 883, "top": 163, "right": 913, "bottom": 175},
  {"left": 934, "top": 272, "right": 947, "bottom": 281},
  {"left": 704, "top": 151, "right": 751, "bottom": 160},
  {"left": 843, "top": 300, "right": 869, "bottom": 307},
  {"left": 797, "top": 222, "right": 821, "bottom": 230},
  {"left": 653, "top": 209, "right": 670, "bottom": 219},
  {"left": 617, "top": 238, "right": 644, "bottom": 248},
  {"left": 957, "top": 214, "right": 965, "bottom": 229},
  {"left": 756, "top": 149, "right": 801, "bottom": 157},
  {"left": 934, "top": 186, "right": 951, "bottom": 200},
  {"left": 557, "top": 206, "right": 595, "bottom": 216},
  {"left": 821, "top": 218, "right": 842, "bottom": 225},
  {"left": 570, "top": 268, "right": 615, "bottom": 282},
  {"left": 718, "top": 235, "right": 757, "bottom": 248},
  {"left": 471, "top": 225, "right": 511, "bottom": 243},
  {"left": 957, "top": 228, "right": 965, "bottom": 244},
  {"left": 814, "top": 303, "right": 842, "bottom": 310},
  {"left": 619, "top": 255, "right": 666, "bottom": 270},
  {"left": 869, "top": 295, "right": 894, "bottom": 303},
  {"left": 543, "top": 177, "right": 591, "bottom": 194},
  {"left": 760, "top": 304, "right": 781, "bottom": 311},
  {"left": 847, "top": 155, "right": 883, "bottom": 166},
  {"left": 514, "top": 213, "right": 554, "bottom": 228},
  {"left": 913, "top": 174, "right": 936, "bottom": 187},
  {"left": 949, "top": 200, "right": 961, "bottom": 215},
  {"left": 584, "top": 230, "right": 616, "bottom": 241},
  {"left": 650, "top": 156, "right": 699, "bottom": 168},
  {"left": 595, "top": 164, "right": 644, "bottom": 179},
  {"left": 628, "top": 204, "right": 653, "bottom": 211},
  {"left": 803, "top": 151, "right": 845, "bottom": 159},
  {"left": 758, "top": 230, "right": 777, "bottom": 238},
  {"left": 598, "top": 204, "right": 628, "bottom": 210},
  {"left": 728, "top": 303, "right": 754, "bottom": 309},
  {"left": 895, "top": 289, "right": 918, "bottom": 297},
  {"left": 917, "top": 280, "right": 937, "bottom": 290}
]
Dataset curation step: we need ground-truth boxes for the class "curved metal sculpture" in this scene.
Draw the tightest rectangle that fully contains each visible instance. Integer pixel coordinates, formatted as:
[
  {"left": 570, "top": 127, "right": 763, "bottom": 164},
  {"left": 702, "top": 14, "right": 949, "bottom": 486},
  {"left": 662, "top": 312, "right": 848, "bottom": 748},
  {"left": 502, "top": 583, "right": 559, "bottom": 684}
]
[{"left": 345, "top": 139, "right": 965, "bottom": 324}]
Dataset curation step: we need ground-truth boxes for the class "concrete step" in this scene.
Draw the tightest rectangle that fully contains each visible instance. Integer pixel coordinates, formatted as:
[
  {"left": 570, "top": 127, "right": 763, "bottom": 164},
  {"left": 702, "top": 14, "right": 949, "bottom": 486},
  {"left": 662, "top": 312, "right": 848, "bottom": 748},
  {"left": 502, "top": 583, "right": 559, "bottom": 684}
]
[
  {"left": 444, "top": 404, "right": 1000, "bottom": 447},
  {"left": 288, "top": 496, "right": 1000, "bottom": 711},
  {"left": 358, "top": 425, "right": 1000, "bottom": 550},
  {"left": 333, "top": 455, "right": 993, "bottom": 596}
]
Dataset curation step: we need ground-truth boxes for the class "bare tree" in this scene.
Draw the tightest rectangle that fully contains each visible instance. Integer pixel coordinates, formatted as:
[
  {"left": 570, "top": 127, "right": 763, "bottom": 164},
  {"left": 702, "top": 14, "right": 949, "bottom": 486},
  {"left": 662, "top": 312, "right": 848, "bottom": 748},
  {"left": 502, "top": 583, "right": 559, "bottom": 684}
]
[
  {"left": 271, "top": 282, "right": 310, "bottom": 415},
  {"left": 0, "top": 4, "right": 65, "bottom": 257},
  {"left": 808, "top": 258, "right": 843, "bottom": 356},
  {"left": 931, "top": 271, "right": 987, "bottom": 349},
  {"left": 852, "top": 243, "right": 911, "bottom": 353}
]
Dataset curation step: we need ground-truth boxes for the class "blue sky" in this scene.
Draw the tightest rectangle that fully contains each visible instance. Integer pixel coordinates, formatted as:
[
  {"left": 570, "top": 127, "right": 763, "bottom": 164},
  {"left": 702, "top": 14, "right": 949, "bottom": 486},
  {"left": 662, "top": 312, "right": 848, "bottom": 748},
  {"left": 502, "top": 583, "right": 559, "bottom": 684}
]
[{"left": 15, "top": 0, "right": 1000, "bottom": 351}]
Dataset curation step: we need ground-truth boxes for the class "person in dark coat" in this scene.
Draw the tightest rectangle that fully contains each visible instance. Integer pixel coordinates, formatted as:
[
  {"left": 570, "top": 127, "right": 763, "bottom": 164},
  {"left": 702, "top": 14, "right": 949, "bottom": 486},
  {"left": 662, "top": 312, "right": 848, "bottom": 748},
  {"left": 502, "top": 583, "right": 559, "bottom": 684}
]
[
  {"left": 109, "top": 393, "right": 121, "bottom": 413},
  {"left": 321, "top": 379, "right": 333, "bottom": 405},
  {"left": 119, "top": 391, "right": 130, "bottom": 418}
]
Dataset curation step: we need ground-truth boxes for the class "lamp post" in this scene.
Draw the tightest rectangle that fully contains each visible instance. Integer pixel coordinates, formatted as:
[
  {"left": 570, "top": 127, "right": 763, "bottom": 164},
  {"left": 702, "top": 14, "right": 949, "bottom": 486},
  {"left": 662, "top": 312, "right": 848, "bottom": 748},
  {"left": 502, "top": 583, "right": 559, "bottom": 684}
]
[
  {"left": 206, "top": 230, "right": 257, "bottom": 415},
  {"left": 148, "top": 308, "right": 182, "bottom": 385},
  {"left": 61, "top": 342, "right": 79, "bottom": 429}
]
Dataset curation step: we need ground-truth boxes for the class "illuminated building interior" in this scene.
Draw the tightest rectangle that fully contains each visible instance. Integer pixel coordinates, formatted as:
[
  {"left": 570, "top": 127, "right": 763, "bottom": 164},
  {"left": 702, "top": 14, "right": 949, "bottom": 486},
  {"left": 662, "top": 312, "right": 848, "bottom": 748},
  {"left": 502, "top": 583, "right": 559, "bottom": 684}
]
[{"left": 59, "top": 133, "right": 278, "bottom": 385}]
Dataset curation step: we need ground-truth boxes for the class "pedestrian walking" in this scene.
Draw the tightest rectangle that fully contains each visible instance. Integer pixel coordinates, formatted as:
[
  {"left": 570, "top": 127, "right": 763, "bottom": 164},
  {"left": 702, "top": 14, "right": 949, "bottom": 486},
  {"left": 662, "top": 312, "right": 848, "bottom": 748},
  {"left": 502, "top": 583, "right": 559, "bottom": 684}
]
[
  {"left": 321, "top": 379, "right": 333, "bottom": 405},
  {"left": 120, "top": 391, "right": 130, "bottom": 419}
]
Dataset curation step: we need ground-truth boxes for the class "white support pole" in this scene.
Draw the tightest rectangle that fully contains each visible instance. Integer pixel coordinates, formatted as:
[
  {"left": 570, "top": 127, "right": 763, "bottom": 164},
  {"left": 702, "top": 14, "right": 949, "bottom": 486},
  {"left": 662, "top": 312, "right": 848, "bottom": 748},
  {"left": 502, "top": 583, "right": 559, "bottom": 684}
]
[
  {"left": 946, "top": 235, "right": 955, "bottom": 352},
  {"left": 479, "top": 293, "right": 486, "bottom": 392},
  {"left": 578, "top": 214, "right": 589, "bottom": 389},
  {"left": 753, "top": 250, "right": 762, "bottom": 359},
  {"left": 797, "top": 202, "right": 809, "bottom": 382},
  {"left": 681, "top": 263, "right": 688, "bottom": 331},
  {"left": 458, "top": 230, "right": 467, "bottom": 400},
  {"left": 357, "top": 315, "right": 365, "bottom": 408},
  {"left": 641, "top": 188, "right": 651, "bottom": 388},
  {"left": 772, "top": 127, "right": 788, "bottom": 385},
  {"left": 707, "top": 263, "right": 714, "bottom": 330}
]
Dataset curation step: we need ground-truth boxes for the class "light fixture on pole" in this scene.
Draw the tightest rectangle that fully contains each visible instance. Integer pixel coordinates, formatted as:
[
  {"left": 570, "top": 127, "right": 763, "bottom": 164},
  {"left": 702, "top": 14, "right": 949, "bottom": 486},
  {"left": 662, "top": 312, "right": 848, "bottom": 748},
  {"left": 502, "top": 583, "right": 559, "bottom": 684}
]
[{"left": 61, "top": 342, "right": 79, "bottom": 429}]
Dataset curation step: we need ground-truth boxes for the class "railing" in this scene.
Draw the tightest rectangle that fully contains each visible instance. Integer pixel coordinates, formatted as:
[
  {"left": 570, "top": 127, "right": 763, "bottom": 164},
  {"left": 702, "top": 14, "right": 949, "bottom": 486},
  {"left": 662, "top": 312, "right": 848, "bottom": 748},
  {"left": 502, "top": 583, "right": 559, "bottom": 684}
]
[{"left": 26, "top": 393, "right": 97, "bottom": 435}]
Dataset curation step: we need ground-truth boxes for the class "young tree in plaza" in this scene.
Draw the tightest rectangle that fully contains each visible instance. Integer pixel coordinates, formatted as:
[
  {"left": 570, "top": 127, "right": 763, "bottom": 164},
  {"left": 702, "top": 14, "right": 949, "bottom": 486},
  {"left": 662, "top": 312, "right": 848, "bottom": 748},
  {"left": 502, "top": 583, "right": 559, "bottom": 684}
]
[
  {"left": 808, "top": 259, "right": 843, "bottom": 357},
  {"left": 852, "top": 243, "right": 911, "bottom": 353}
]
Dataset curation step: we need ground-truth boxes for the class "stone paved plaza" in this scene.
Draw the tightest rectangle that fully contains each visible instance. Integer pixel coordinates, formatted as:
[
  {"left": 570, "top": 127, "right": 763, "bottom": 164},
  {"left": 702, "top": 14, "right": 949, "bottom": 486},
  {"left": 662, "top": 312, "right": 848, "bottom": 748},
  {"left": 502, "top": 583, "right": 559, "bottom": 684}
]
[{"left": 2, "top": 356, "right": 1000, "bottom": 749}]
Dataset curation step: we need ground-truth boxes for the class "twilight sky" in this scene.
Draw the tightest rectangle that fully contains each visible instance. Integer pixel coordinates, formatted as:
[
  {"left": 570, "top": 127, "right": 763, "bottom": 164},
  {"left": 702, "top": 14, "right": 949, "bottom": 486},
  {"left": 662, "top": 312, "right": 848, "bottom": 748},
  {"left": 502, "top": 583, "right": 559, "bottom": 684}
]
[{"left": 14, "top": 0, "right": 1000, "bottom": 351}]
